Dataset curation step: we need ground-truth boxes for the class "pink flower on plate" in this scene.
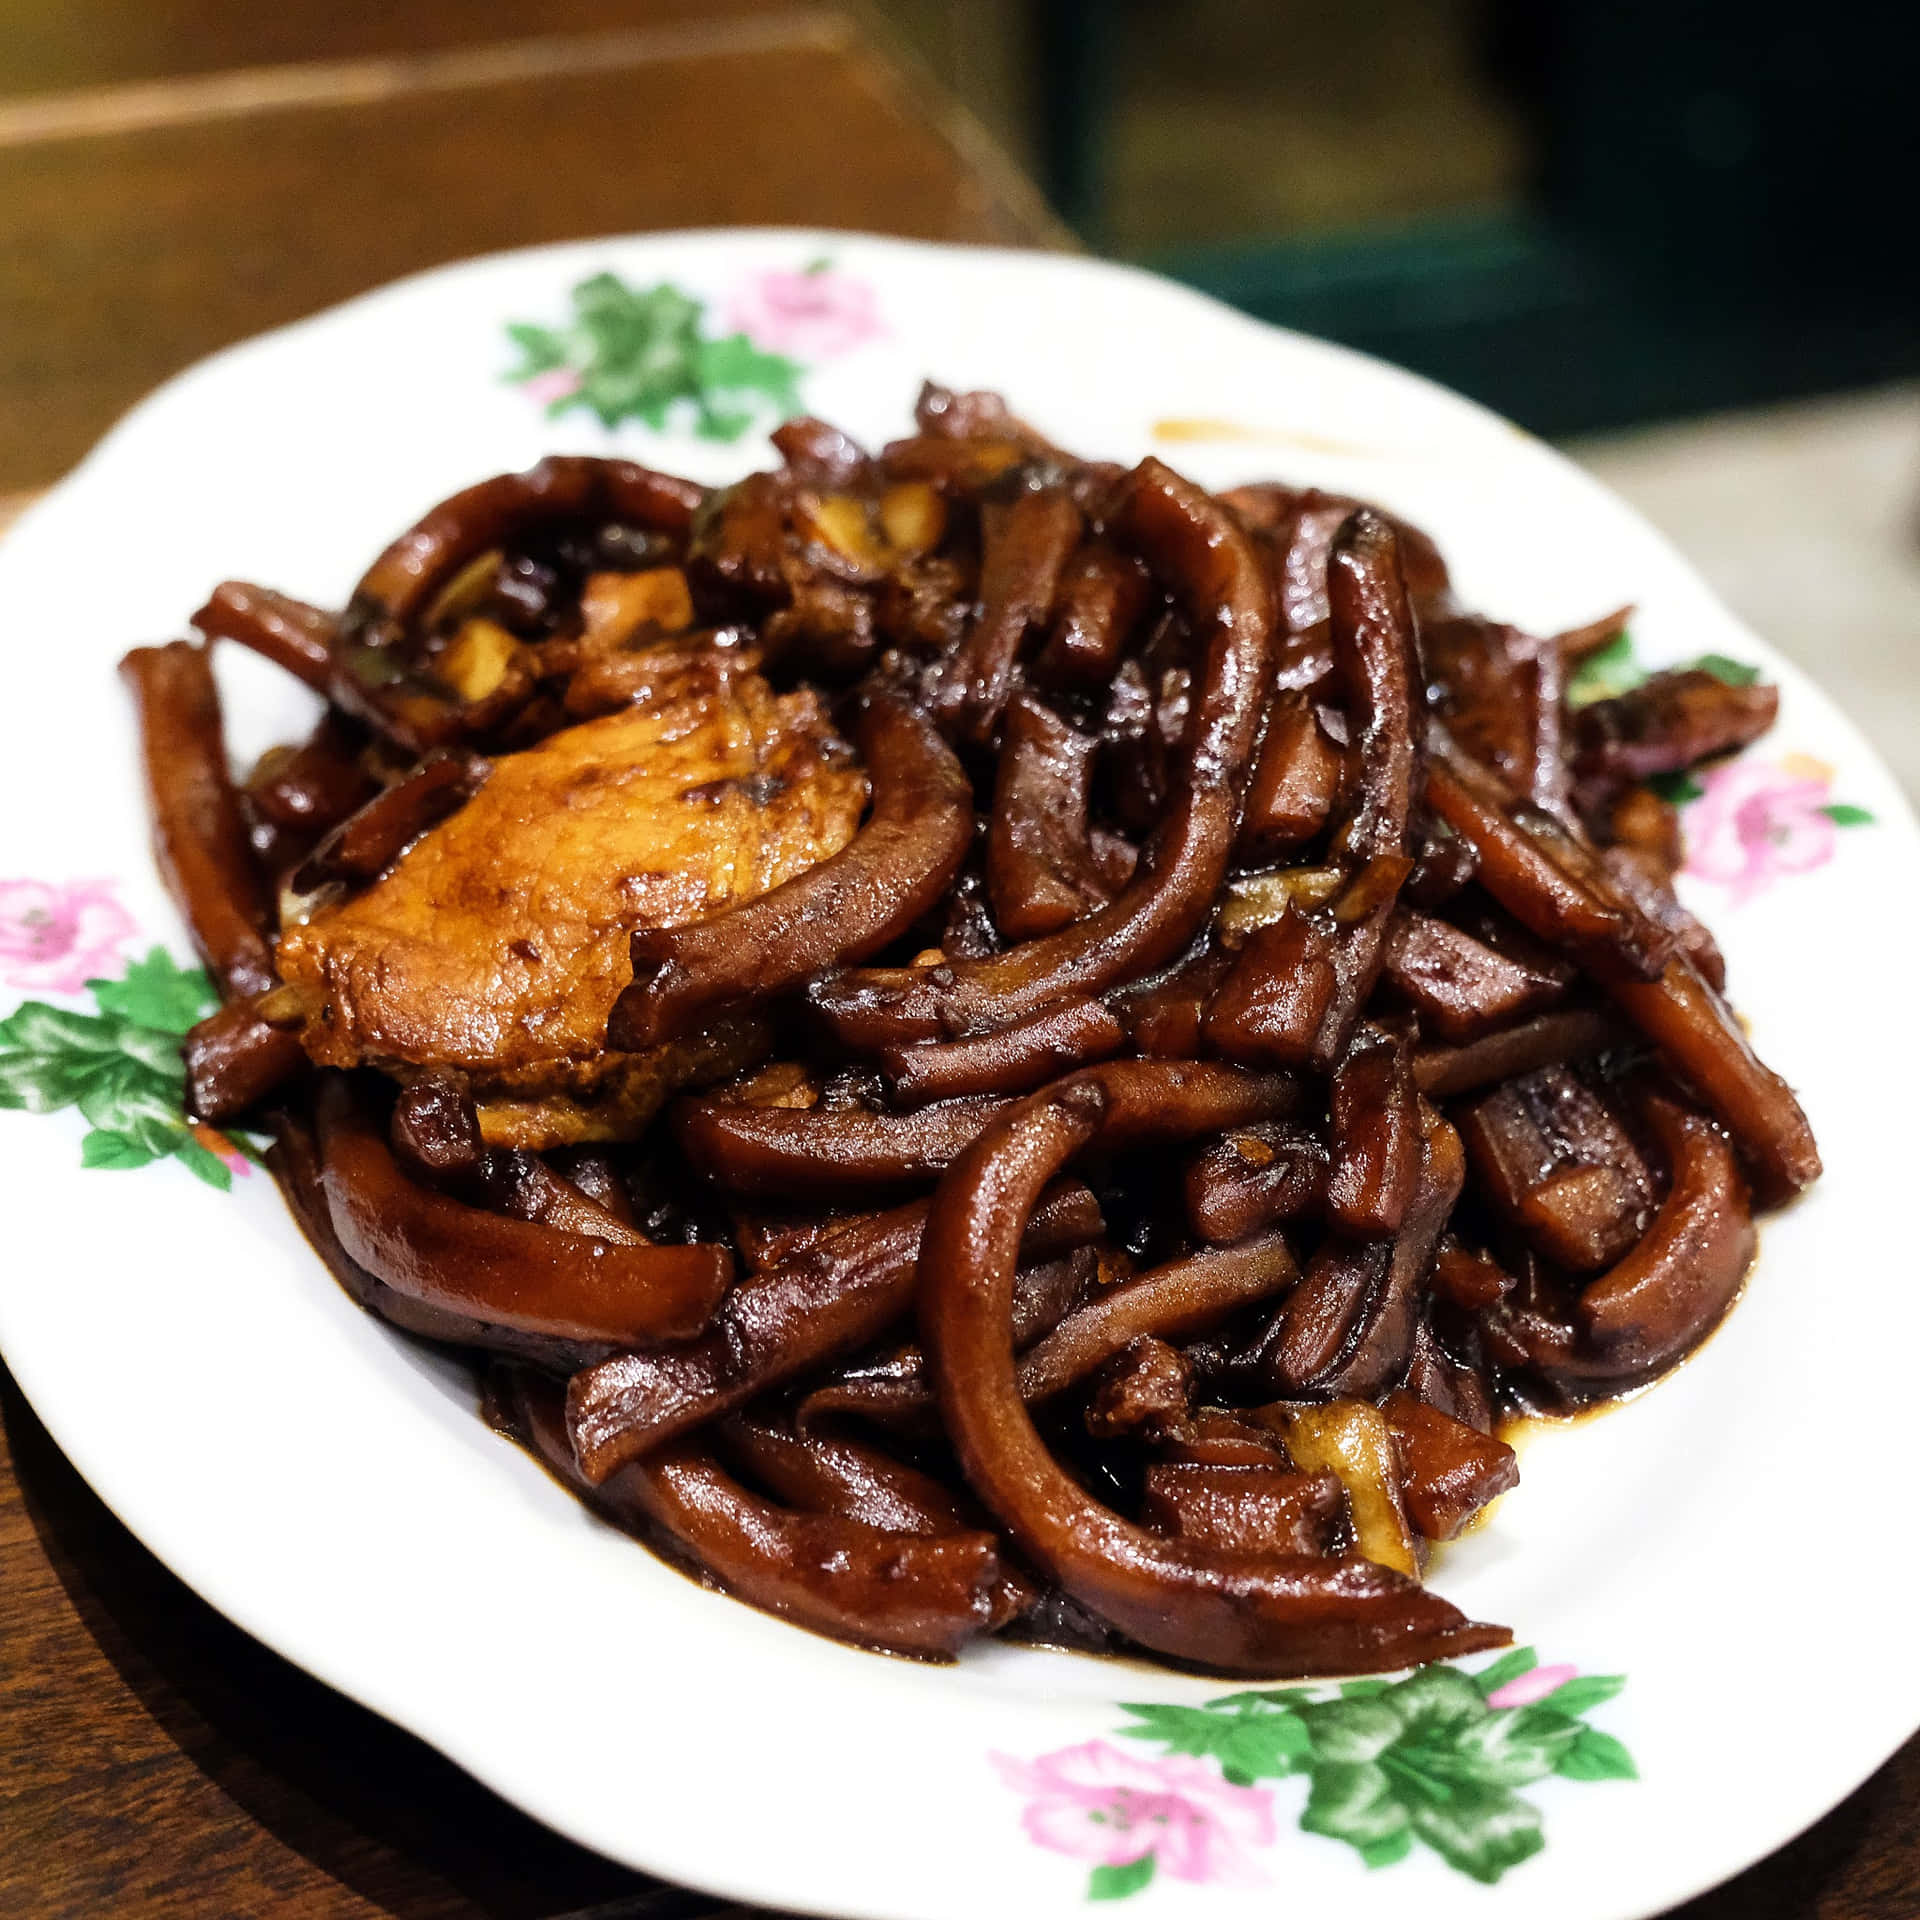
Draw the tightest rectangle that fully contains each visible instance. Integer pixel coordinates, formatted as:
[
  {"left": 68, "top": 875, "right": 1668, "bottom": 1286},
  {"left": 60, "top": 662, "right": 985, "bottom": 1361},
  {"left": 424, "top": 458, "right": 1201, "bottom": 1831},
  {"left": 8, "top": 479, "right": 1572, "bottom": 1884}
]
[
  {"left": 521, "top": 366, "right": 582, "bottom": 406},
  {"left": 1486, "top": 1663, "right": 1578, "bottom": 1710},
  {"left": 0, "top": 878, "right": 135, "bottom": 994},
  {"left": 725, "top": 266, "right": 884, "bottom": 362},
  {"left": 1682, "top": 757, "right": 1837, "bottom": 905},
  {"left": 993, "top": 1740, "right": 1276, "bottom": 1887}
]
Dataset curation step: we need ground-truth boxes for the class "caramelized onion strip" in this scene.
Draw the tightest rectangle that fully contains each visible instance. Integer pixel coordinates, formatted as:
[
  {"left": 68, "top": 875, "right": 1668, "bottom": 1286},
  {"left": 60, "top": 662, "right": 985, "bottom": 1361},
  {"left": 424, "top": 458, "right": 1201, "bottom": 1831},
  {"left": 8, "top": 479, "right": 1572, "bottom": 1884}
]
[
  {"left": 1413, "top": 1006, "right": 1621, "bottom": 1097},
  {"left": 880, "top": 997, "right": 1124, "bottom": 1106},
  {"left": 290, "top": 750, "right": 491, "bottom": 895},
  {"left": 607, "top": 1446, "right": 1007, "bottom": 1661},
  {"left": 268, "top": 1108, "right": 610, "bottom": 1372},
  {"left": 566, "top": 1180, "right": 1102, "bottom": 1482},
  {"left": 184, "top": 997, "right": 307, "bottom": 1123},
  {"left": 674, "top": 1091, "right": 1015, "bottom": 1198},
  {"left": 121, "top": 641, "right": 278, "bottom": 998},
  {"left": 1261, "top": 1101, "right": 1465, "bottom": 1399},
  {"left": 610, "top": 694, "right": 972, "bottom": 1048},
  {"left": 920, "top": 1062, "right": 1507, "bottom": 1675},
  {"left": 1327, "top": 509, "right": 1422, "bottom": 867},
  {"left": 715, "top": 1412, "right": 1039, "bottom": 1624},
  {"left": 1593, "top": 952, "right": 1820, "bottom": 1204},
  {"left": 810, "top": 457, "right": 1275, "bottom": 1046},
  {"left": 794, "top": 1348, "right": 939, "bottom": 1435},
  {"left": 315, "top": 1077, "right": 732, "bottom": 1346},
  {"left": 345, "top": 456, "right": 706, "bottom": 643},
  {"left": 1017, "top": 1232, "right": 1299, "bottom": 1405},
  {"left": 718, "top": 1412, "right": 975, "bottom": 1535},
  {"left": 508, "top": 1371, "right": 1003, "bottom": 1661},
  {"left": 1424, "top": 738, "right": 1674, "bottom": 979},
  {"left": 936, "top": 484, "right": 1083, "bottom": 742},
  {"left": 1509, "top": 1093, "right": 1757, "bottom": 1391},
  {"left": 1577, "top": 1095, "right": 1756, "bottom": 1370},
  {"left": 191, "top": 580, "right": 337, "bottom": 691}
]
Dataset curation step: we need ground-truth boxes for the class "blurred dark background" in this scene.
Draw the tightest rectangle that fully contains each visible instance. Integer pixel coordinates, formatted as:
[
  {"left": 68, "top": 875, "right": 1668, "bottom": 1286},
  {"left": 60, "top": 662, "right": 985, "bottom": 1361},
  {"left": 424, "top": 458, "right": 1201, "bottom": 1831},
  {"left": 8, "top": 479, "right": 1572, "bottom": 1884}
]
[
  {"left": 0, "top": 0, "right": 1913, "bottom": 762},
  {"left": 1025, "top": 0, "right": 1919, "bottom": 434},
  {"left": 4, "top": 0, "right": 1915, "bottom": 469}
]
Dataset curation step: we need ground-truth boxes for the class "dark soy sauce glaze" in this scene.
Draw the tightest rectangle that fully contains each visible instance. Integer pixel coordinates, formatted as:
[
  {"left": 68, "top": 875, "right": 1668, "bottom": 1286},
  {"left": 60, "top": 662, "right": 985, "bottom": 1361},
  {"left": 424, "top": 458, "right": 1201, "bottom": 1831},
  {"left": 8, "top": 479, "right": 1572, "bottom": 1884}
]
[{"left": 125, "top": 384, "right": 1815, "bottom": 1675}]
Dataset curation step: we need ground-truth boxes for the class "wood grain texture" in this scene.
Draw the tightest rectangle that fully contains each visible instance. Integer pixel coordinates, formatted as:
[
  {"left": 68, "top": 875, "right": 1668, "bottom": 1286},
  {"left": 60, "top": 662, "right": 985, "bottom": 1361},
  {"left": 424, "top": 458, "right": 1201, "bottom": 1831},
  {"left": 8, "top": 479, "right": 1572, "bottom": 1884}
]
[
  {"left": 0, "top": 16, "right": 1066, "bottom": 492},
  {"left": 0, "top": 0, "right": 802, "bottom": 97},
  {"left": 0, "top": 1358, "right": 665, "bottom": 1918}
]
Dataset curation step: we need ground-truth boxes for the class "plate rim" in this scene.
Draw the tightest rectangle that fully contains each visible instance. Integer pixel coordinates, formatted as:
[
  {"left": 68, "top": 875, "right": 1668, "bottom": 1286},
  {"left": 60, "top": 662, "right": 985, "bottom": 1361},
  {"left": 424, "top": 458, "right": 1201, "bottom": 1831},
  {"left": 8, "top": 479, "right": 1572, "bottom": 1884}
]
[{"left": 3, "top": 224, "right": 1916, "bottom": 1920}]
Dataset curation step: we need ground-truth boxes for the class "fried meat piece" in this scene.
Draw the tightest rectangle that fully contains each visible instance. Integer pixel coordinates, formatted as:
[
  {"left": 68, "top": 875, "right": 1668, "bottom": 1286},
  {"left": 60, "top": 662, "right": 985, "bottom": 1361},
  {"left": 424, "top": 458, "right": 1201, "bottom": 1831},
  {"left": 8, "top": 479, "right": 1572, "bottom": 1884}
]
[{"left": 278, "top": 645, "right": 867, "bottom": 1143}]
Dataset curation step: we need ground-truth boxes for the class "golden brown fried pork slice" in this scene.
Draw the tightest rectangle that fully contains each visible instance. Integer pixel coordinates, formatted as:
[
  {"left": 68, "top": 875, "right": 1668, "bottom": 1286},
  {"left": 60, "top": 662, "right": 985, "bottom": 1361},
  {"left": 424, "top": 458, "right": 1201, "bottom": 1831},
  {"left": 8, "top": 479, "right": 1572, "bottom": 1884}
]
[{"left": 278, "top": 645, "right": 867, "bottom": 1144}]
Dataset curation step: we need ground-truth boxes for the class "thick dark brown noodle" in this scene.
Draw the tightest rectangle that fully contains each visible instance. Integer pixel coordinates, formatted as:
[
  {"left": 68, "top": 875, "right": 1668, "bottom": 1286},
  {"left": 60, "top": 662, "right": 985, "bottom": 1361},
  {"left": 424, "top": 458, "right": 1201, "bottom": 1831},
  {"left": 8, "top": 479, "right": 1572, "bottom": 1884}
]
[{"left": 130, "top": 389, "right": 1816, "bottom": 1673}]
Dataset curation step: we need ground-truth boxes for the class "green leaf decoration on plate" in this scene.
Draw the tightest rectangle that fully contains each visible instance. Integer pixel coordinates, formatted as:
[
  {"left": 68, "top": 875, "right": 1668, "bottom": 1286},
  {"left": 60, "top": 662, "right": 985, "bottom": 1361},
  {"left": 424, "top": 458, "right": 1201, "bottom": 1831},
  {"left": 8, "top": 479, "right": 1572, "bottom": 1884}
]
[
  {"left": 1565, "top": 631, "right": 1765, "bottom": 709},
  {"left": 0, "top": 942, "right": 260, "bottom": 1190},
  {"left": 1469, "top": 1644, "right": 1542, "bottom": 1695},
  {"left": 1647, "top": 770, "right": 1706, "bottom": 804},
  {"left": 89, "top": 944, "right": 224, "bottom": 1033},
  {"left": 1534, "top": 1672, "right": 1627, "bottom": 1717},
  {"left": 1088, "top": 1858, "right": 1156, "bottom": 1901},
  {"left": 1002, "top": 1651, "right": 1634, "bottom": 1897},
  {"left": 506, "top": 271, "right": 803, "bottom": 442},
  {"left": 1557, "top": 1726, "right": 1639, "bottom": 1782},
  {"left": 1115, "top": 1694, "right": 1313, "bottom": 1786}
]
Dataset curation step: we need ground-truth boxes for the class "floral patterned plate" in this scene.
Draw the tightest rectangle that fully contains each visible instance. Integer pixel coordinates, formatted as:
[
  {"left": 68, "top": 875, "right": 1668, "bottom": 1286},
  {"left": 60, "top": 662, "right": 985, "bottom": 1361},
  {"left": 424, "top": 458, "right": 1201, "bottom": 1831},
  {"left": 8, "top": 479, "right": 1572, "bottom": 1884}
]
[{"left": 1, "top": 231, "right": 1916, "bottom": 1920}]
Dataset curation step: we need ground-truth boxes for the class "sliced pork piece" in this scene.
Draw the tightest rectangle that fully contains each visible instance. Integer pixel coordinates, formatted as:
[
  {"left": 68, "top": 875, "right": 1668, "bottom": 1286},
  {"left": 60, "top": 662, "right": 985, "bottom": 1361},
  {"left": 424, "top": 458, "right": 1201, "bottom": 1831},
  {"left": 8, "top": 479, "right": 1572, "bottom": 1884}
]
[{"left": 278, "top": 644, "right": 866, "bottom": 1145}]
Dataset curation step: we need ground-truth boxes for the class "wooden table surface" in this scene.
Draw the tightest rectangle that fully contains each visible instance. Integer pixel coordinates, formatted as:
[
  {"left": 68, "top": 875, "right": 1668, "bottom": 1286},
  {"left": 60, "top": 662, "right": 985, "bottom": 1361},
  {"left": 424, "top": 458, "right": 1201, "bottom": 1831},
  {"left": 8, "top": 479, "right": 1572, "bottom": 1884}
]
[
  {"left": 0, "top": 10, "right": 1913, "bottom": 1914},
  {"left": 0, "top": 2, "right": 1065, "bottom": 496}
]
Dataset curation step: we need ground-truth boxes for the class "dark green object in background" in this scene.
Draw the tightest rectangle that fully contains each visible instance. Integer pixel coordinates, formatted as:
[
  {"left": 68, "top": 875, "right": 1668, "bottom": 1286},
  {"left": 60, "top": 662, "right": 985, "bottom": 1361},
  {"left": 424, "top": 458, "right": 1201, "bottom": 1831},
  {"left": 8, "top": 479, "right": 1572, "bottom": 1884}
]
[
  {"left": 1037, "top": 0, "right": 1919, "bottom": 436},
  {"left": 1155, "top": 208, "right": 1917, "bottom": 439}
]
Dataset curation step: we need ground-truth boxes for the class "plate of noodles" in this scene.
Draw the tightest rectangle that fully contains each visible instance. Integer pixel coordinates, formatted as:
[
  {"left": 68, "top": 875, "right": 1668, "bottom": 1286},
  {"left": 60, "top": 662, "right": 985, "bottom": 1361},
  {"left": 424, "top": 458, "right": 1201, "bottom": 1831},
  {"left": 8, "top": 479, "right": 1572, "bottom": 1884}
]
[{"left": 1, "top": 230, "right": 1916, "bottom": 1920}]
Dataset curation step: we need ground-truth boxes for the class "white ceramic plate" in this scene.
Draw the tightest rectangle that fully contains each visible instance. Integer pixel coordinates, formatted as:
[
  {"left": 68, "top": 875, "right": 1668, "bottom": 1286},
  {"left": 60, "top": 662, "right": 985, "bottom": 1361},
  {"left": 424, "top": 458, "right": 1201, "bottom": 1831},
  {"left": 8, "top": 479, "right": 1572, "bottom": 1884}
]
[{"left": 1, "top": 231, "right": 1915, "bottom": 1920}]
